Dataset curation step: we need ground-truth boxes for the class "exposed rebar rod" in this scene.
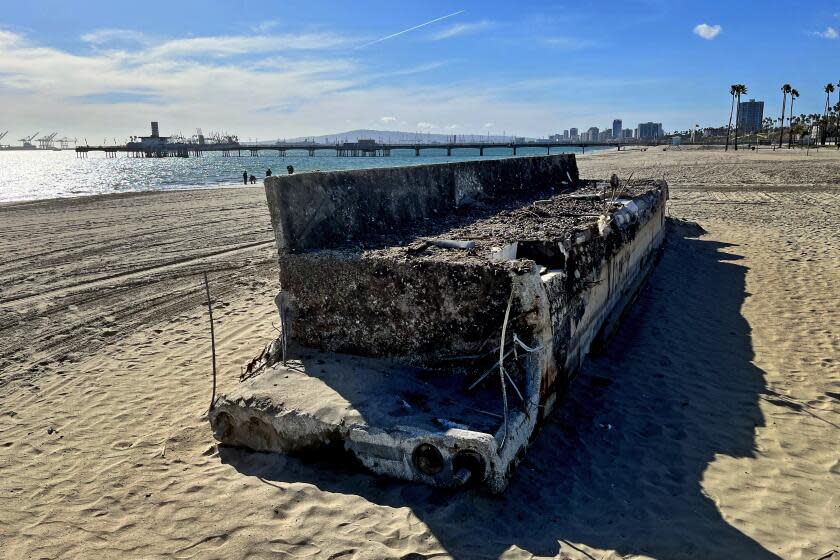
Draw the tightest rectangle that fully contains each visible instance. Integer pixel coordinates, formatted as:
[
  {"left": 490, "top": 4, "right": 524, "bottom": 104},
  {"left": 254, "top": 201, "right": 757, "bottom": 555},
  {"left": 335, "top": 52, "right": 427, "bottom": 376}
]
[
  {"left": 275, "top": 292, "right": 288, "bottom": 367},
  {"left": 504, "top": 370, "right": 524, "bottom": 403},
  {"left": 468, "top": 346, "right": 515, "bottom": 390},
  {"left": 203, "top": 272, "right": 217, "bottom": 412},
  {"left": 498, "top": 287, "right": 514, "bottom": 450}
]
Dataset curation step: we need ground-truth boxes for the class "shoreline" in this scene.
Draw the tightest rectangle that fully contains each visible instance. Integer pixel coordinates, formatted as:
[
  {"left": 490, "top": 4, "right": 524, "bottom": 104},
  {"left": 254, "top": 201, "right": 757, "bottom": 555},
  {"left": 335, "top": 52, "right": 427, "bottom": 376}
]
[
  {"left": 0, "top": 180, "right": 256, "bottom": 209},
  {"left": 12, "top": 143, "right": 825, "bottom": 208},
  {"left": 0, "top": 148, "right": 616, "bottom": 207}
]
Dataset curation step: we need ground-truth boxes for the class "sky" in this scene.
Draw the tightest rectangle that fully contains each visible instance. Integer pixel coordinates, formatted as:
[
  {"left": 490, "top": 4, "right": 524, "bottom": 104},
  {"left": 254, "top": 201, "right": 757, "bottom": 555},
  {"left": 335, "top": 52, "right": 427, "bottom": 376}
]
[{"left": 1, "top": 0, "right": 839, "bottom": 141}]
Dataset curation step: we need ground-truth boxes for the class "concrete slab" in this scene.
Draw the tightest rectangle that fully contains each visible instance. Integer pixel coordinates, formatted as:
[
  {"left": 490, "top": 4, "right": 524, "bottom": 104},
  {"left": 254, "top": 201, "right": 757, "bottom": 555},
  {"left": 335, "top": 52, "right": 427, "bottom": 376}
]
[
  {"left": 212, "top": 345, "right": 513, "bottom": 488},
  {"left": 209, "top": 155, "right": 669, "bottom": 492}
]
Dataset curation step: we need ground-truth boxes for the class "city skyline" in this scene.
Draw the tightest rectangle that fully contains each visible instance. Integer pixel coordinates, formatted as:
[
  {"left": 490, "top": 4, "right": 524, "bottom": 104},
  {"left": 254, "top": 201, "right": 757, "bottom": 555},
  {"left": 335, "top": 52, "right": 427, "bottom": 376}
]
[
  {"left": 1, "top": 1, "right": 839, "bottom": 139},
  {"left": 552, "top": 118, "right": 663, "bottom": 142}
]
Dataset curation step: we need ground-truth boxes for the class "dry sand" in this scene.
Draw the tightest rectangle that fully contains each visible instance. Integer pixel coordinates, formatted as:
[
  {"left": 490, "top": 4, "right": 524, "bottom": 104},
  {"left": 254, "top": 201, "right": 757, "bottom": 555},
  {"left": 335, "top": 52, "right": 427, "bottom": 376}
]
[{"left": 0, "top": 147, "right": 838, "bottom": 559}]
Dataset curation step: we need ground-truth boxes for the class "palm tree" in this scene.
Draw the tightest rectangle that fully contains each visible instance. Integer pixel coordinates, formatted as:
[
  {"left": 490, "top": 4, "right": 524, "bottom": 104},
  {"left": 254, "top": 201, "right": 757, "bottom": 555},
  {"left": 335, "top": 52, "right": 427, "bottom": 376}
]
[
  {"left": 822, "top": 83, "right": 834, "bottom": 145},
  {"left": 800, "top": 113, "right": 810, "bottom": 145},
  {"left": 778, "top": 84, "right": 791, "bottom": 148},
  {"left": 733, "top": 84, "right": 747, "bottom": 150},
  {"left": 835, "top": 102, "right": 840, "bottom": 148},
  {"left": 725, "top": 84, "right": 737, "bottom": 151},
  {"left": 787, "top": 89, "right": 799, "bottom": 148},
  {"left": 834, "top": 81, "right": 840, "bottom": 140},
  {"left": 764, "top": 115, "right": 772, "bottom": 144},
  {"left": 836, "top": 81, "right": 840, "bottom": 146},
  {"left": 789, "top": 119, "right": 808, "bottom": 146}
]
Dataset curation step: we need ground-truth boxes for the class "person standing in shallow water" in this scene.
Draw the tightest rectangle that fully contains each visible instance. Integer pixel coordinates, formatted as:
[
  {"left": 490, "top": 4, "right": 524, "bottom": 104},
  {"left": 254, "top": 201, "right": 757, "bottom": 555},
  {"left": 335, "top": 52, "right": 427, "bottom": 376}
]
[{"left": 242, "top": 171, "right": 248, "bottom": 185}]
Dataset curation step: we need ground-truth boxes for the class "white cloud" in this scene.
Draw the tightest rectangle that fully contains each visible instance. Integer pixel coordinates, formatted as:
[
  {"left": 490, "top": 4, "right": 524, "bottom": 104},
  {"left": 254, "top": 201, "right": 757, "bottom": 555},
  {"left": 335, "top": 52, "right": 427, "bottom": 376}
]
[
  {"left": 251, "top": 20, "right": 280, "bottom": 34},
  {"left": 0, "top": 29, "right": 693, "bottom": 140},
  {"left": 247, "top": 57, "right": 356, "bottom": 75},
  {"left": 365, "top": 60, "right": 449, "bottom": 81},
  {"left": 146, "top": 32, "right": 353, "bottom": 58},
  {"left": 0, "top": 29, "right": 358, "bottom": 131},
  {"left": 0, "top": 29, "right": 23, "bottom": 48},
  {"left": 81, "top": 28, "right": 150, "bottom": 45},
  {"left": 693, "top": 23, "right": 722, "bottom": 40},
  {"left": 430, "top": 20, "right": 495, "bottom": 40},
  {"left": 811, "top": 26, "right": 839, "bottom": 39}
]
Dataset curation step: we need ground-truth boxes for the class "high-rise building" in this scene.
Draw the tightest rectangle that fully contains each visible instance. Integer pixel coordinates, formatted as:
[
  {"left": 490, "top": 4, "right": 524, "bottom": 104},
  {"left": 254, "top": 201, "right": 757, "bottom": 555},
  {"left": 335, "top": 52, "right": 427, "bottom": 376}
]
[
  {"left": 569, "top": 127, "right": 579, "bottom": 139},
  {"left": 612, "top": 119, "right": 622, "bottom": 139},
  {"left": 587, "top": 126, "right": 599, "bottom": 141},
  {"left": 623, "top": 129, "right": 633, "bottom": 138},
  {"left": 637, "top": 122, "right": 663, "bottom": 139},
  {"left": 738, "top": 99, "right": 764, "bottom": 133},
  {"left": 563, "top": 129, "right": 569, "bottom": 139}
]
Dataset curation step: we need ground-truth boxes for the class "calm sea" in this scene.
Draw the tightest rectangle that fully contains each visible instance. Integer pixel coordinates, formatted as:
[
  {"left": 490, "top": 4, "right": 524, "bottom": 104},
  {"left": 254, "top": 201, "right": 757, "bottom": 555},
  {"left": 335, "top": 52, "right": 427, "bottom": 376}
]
[{"left": 0, "top": 146, "right": 606, "bottom": 203}]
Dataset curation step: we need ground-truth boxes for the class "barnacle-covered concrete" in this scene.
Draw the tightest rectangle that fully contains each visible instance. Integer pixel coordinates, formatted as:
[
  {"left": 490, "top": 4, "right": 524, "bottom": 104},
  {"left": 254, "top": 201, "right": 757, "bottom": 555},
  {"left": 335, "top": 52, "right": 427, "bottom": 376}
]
[{"left": 209, "top": 155, "right": 668, "bottom": 492}]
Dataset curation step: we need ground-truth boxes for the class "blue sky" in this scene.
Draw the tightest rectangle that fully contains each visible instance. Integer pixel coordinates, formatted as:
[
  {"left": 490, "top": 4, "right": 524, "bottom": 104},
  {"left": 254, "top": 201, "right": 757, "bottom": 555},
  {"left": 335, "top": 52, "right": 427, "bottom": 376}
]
[{"left": 1, "top": 0, "right": 838, "bottom": 140}]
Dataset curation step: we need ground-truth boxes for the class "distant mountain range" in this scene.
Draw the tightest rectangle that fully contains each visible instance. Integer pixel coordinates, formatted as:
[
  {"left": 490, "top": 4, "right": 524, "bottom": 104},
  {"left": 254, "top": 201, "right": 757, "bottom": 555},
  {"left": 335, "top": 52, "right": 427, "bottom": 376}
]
[{"left": 282, "top": 129, "right": 533, "bottom": 145}]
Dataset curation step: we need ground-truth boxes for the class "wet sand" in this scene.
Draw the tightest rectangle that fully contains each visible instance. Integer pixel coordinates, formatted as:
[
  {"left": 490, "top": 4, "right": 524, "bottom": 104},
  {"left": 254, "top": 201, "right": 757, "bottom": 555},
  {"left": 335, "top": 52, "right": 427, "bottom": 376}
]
[{"left": 1, "top": 147, "right": 838, "bottom": 559}]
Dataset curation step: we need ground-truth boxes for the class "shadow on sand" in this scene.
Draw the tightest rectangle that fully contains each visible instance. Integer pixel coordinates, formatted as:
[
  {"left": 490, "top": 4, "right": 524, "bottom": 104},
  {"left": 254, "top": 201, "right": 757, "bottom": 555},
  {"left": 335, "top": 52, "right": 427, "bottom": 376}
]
[{"left": 220, "top": 227, "right": 778, "bottom": 559}]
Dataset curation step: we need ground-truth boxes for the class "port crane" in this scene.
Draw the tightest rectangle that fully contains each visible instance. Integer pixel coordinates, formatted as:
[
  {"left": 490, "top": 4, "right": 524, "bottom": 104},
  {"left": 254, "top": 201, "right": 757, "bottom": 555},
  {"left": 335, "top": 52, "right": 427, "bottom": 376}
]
[
  {"left": 57, "top": 137, "right": 77, "bottom": 150},
  {"left": 37, "top": 132, "right": 58, "bottom": 149},
  {"left": 19, "top": 131, "right": 39, "bottom": 148}
]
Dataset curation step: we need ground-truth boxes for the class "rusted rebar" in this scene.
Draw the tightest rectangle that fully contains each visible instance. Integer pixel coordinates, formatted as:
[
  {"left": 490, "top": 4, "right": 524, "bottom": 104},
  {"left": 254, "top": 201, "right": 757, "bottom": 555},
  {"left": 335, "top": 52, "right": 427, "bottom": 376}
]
[
  {"left": 203, "top": 272, "right": 217, "bottom": 412},
  {"left": 497, "top": 287, "right": 514, "bottom": 450}
]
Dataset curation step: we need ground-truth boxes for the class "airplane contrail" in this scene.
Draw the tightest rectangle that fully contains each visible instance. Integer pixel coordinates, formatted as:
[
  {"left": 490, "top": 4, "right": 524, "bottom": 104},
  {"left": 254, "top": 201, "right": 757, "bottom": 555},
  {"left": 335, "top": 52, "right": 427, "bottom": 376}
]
[{"left": 357, "top": 10, "right": 465, "bottom": 49}]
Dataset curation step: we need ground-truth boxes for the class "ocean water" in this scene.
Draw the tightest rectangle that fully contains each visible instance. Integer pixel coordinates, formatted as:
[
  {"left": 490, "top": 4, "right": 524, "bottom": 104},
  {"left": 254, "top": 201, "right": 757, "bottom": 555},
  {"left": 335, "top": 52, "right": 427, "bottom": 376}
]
[{"left": 0, "top": 146, "right": 606, "bottom": 203}]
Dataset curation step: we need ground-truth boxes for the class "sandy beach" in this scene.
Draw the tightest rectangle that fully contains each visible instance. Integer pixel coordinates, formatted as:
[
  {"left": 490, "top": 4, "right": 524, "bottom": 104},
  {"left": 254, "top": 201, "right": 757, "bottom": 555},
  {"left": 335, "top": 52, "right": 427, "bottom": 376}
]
[{"left": 1, "top": 147, "right": 838, "bottom": 559}]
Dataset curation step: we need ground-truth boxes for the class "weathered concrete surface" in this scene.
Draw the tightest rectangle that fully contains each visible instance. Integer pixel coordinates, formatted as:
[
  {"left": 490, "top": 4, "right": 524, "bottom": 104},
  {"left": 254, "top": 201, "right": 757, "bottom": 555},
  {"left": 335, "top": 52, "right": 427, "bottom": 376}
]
[
  {"left": 539, "top": 186, "right": 667, "bottom": 402},
  {"left": 211, "top": 347, "right": 502, "bottom": 488},
  {"left": 273, "top": 179, "right": 665, "bottom": 364},
  {"left": 278, "top": 255, "right": 515, "bottom": 360},
  {"left": 211, "top": 155, "right": 668, "bottom": 492},
  {"left": 265, "top": 155, "right": 581, "bottom": 362},
  {"left": 264, "top": 154, "right": 579, "bottom": 252}
]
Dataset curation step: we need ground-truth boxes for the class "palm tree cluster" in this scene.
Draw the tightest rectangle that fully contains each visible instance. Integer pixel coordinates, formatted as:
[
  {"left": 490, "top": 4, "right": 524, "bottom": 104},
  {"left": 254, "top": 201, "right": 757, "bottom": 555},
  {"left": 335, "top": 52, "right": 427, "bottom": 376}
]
[
  {"left": 818, "top": 81, "right": 840, "bottom": 146},
  {"left": 725, "top": 84, "right": 747, "bottom": 151},
  {"left": 723, "top": 81, "right": 840, "bottom": 148}
]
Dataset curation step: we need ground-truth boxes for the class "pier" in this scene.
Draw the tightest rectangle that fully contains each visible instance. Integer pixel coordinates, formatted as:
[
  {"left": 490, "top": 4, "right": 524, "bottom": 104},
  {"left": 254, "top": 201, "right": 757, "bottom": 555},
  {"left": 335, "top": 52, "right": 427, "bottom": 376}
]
[{"left": 75, "top": 139, "right": 653, "bottom": 159}]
